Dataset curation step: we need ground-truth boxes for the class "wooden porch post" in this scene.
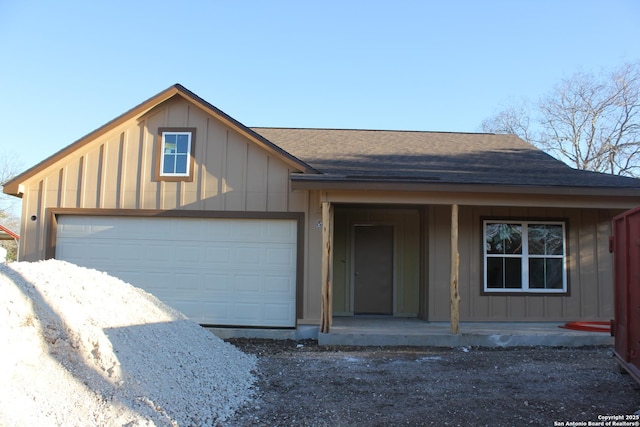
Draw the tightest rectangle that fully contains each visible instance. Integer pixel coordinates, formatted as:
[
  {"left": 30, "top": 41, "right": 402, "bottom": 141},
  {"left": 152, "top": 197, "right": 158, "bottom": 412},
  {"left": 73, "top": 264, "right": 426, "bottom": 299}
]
[
  {"left": 450, "top": 204, "right": 460, "bottom": 334},
  {"left": 320, "top": 201, "right": 334, "bottom": 333}
]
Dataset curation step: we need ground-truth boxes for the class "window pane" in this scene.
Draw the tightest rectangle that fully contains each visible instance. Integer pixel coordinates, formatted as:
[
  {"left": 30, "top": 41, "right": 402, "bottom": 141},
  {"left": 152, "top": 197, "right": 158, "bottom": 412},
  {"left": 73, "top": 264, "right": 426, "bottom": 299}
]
[
  {"left": 177, "top": 134, "right": 189, "bottom": 153},
  {"left": 164, "top": 142, "right": 176, "bottom": 154},
  {"left": 486, "top": 223, "right": 522, "bottom": 254},
  {"left": 545, "top": 258, "right": 563, "bottom": 289},
  {"left": 529, "top": 258, "right": 545, "bottom": 288},
  {"left": 486, "top": 257, "right": 522, "bottom": 289},
  {"left": 504, "top": 257, "right": 522, "bottom": 288},
  {"left": 528, "top": 226, "right": 545, "bottom": 255},
  {"left": 529, "top": 258, "right": 564, "bottom": 289},
  {"left": 163, "top": 155, "right": 175, "bottom": 174},
  {"left": 164, "top": 134, "right": 177, "bottom": 154},
  {"left": 486, "top": 258, "right": 504, "bottom": 288},
  {"left": 545, "top": 225, "right": 564, "bottom": 255},
  {"left": 529, "top": 224, "right": 564, "bottom": 255},
  {"left": 175, "top": 154, "right": 188, "bottom": 174}
]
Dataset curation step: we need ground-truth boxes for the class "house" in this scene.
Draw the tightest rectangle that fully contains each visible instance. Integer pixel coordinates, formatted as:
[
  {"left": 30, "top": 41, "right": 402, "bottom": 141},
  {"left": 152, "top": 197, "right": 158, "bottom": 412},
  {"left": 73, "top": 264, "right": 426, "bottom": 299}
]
[{"left": 4, "top": 84, "right": 640, "bottom": 334}]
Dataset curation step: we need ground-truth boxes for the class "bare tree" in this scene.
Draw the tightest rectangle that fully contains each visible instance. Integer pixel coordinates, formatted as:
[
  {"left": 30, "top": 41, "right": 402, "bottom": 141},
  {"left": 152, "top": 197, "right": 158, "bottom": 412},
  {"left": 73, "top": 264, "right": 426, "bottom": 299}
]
[
  {"left": 0, "top": 152, "right": 22, "bottom": 262},
  {"left": 482, "top": 63, "right": 640, "bottom": 177},
  {"left": 480, "top": 100, "right": 535, "bottom": 143},
  {"left": 0, "top": 151, "right": 23, "bottom": 224}
]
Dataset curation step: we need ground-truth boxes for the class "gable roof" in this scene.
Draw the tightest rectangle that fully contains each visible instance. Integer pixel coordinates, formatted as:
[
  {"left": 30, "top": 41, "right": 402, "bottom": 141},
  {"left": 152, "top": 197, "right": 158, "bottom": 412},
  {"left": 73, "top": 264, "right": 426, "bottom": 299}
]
[
  {"left": 2, "top": 85, "right": 316, "bottom": 196},
  {"left": 0, "top": 225, "right": 19, "bottom": 241},
  {"left": 252, "top": 127, "right": 640, "bottom": 195},
  {"left": 4, "top": 85, "right": 640, "bottom": 199}
]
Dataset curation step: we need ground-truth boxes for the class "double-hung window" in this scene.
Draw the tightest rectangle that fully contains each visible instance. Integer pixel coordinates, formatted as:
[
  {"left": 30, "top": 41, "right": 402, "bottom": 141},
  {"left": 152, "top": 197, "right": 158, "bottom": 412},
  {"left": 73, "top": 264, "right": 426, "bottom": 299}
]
[
  {"left": 155, "top": 128, "right": 196, "bottom": 181},
  {"left": 483, "top": 220, "right": 567, "bottom": 294}
]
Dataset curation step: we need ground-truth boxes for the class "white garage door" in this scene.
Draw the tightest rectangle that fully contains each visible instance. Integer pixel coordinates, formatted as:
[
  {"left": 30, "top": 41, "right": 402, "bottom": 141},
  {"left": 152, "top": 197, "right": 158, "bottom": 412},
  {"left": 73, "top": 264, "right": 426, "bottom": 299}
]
[{"left": 55, "top": 215, "right": 297, "bottom": 327}]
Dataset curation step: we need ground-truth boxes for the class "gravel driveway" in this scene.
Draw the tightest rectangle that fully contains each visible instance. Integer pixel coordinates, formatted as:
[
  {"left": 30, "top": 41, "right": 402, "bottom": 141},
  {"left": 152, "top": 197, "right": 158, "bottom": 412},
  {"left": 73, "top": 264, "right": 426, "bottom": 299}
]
[{"left": 226, "top": 340, "right": 640, "bottom": 427}]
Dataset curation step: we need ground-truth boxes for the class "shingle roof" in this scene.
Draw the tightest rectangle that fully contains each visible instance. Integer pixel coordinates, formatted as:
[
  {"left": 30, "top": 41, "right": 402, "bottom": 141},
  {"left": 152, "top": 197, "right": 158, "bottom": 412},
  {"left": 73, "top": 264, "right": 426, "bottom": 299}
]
[{"left": 251, "top": 127, "right": 640, "bottom": 189}]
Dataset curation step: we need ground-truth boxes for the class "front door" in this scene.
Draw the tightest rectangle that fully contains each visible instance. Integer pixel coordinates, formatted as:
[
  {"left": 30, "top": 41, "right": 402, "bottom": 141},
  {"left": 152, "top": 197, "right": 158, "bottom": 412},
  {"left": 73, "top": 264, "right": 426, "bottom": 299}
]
[{"left": 354, "top": 225, "right": 394, "bottom": 314}]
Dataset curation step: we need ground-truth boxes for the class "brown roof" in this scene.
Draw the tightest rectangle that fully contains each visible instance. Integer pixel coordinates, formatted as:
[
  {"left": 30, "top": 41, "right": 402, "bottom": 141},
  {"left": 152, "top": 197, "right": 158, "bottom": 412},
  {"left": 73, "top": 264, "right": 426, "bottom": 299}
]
[{"left": 252, "top": 127, "right": 640, "bottom": 189}]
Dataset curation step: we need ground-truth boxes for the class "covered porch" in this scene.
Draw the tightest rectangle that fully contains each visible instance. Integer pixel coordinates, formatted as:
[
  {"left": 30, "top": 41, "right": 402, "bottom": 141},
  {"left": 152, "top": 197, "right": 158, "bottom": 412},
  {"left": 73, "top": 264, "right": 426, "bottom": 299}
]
[
  {"left": 210, "top": 317, "right": 613, "bottom": 347},
  {"left": 316, "top": 196, "right": 623, "bottom": 336}
]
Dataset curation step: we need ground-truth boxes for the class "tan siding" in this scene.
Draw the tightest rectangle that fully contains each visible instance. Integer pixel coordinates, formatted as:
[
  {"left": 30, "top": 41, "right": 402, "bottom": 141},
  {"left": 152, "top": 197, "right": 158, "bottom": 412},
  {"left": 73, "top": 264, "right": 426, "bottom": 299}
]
[
  {"left": 121, "top": 127, "right": 141, "bottom": 209},
  {"left": 401, "top": 212, "right": 420, "bottom": 314},
  {"left": 141, "top": 114, "right": 161, "bottom": 209},
  {"left": 303, "top": 191, "right": 323, "bottom": 323},
  {"left": 428, "top": 206, "right": 619, "bottom": 321},
  {"left": 428, "top": 205, "right": 451, "bottom": 320},
  {"left": 88, "top": 147, "right": 103, "bottom": 208},
  {"left": 202, "top": 119, "right": 225, "bottom": 211},
  {"left": 267, "top": 162, "right": 289, "bottom": 211},
  {"left": 490, "top": 296, "right": 509, "bottom": 319},
  {"left": 246, "top": 144, "right": 268, "bottom": 211},
  {"left": 596, "top": 212, "right": 614, "bottom": 318},
  {"left": 166, "top": 97, "right": 189, "bottom": 126},
  {"left": 576, "top": 210, "right": 598, "bottom": 318},
  {"left": 224, "top": 132, "right": 248, "bottom": 210},
  {"left": 286, "top": 187, "right": 310, "bottom": 212},
  {"left": 183, "top": 104, "right": 208, "bottom": 209},
  {"left": 20, "top": 184, "right": 43, "bottom": 262},
  {"left": 525, "top": 290, "right": 545, "bottom": 319},
  {"left": 61, "top": 158, "right": 80, "bottom": 207},
  {"left": 101, "top": 139, "right": 118, "bottom": 208},
  {"left": 467, "top": 206, "right": 491, "bottom": 318},
  {"left": 43, "top": 170, "right": 62, "bottom": 211},
  {"left": 457, "top": 206, "right": 472, "bottom": 318},
  {"left": 332, "top": 208, "right": 350, "bottom": 315}
]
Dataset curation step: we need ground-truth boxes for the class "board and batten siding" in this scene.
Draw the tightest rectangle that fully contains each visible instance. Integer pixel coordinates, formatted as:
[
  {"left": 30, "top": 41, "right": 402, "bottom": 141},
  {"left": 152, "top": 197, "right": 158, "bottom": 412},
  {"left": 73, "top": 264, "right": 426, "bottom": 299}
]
[
  {"left": 19, "top": 97, "right": 308, "bottom": 262},
  {"left": 427, "top": 205, "right": 621, "bottom": 322}
]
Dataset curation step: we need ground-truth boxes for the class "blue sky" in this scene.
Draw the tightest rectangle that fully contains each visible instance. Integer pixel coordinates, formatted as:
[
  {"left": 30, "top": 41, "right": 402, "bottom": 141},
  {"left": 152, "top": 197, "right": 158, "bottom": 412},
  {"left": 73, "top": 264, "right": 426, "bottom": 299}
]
[{"left": 1, "top": 0, "right": 639, "bottom": 175}]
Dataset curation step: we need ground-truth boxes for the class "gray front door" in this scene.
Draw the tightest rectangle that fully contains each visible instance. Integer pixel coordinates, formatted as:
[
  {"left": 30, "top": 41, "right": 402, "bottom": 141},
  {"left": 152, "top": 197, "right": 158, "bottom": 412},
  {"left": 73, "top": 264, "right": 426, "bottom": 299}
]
[{"left": 354, "top": 225, "right": 393, "bottom": 315}]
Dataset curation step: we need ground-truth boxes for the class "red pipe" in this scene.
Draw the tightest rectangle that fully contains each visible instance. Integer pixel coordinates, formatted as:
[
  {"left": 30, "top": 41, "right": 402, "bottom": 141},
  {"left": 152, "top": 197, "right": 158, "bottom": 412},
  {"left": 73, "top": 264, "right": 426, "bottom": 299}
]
[{"left": 559, "top": 321, "right": 611, "bottom": 333}]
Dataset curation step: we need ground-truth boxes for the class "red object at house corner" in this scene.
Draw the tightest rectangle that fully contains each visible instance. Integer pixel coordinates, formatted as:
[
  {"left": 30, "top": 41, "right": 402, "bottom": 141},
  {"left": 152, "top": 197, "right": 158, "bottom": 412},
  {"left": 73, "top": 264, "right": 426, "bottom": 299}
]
[{"left": 611, "top": 206, "right": 640, "bottom": 385}]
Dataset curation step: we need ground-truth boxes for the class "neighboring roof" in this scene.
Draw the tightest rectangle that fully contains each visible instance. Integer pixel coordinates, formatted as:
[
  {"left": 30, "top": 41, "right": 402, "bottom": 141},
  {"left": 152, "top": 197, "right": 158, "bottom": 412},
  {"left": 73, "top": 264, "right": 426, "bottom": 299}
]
[
  {"left": 252, "top": 127, "right": 640, "bottom": 193},
  {"left": 2, "top": 85, "right": 316, "bottom": 196},
  {"left": 0, "top": 225, "right": 19, "bottom": 241}
]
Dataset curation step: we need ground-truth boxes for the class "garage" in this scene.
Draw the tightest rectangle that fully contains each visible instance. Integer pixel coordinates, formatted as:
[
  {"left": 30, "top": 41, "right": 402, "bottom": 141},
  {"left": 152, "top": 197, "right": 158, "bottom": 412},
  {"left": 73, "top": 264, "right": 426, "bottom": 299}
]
[{"left": 54, "top": 215, "right": 298, "bottom": 327}]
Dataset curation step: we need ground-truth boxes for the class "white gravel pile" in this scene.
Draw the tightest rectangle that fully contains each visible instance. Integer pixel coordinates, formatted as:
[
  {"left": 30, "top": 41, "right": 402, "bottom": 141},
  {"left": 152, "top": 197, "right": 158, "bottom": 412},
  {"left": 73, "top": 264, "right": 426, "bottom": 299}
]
[{"left": 0, "top": 259, "right": 257, "bottom": 426}]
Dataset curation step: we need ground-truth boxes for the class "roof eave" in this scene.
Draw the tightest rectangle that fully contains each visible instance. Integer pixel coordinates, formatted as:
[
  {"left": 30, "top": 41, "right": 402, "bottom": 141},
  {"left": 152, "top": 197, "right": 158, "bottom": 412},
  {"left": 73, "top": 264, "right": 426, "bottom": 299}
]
[{"left": 289, "top": 174, "right": 640, "bottom": 197}]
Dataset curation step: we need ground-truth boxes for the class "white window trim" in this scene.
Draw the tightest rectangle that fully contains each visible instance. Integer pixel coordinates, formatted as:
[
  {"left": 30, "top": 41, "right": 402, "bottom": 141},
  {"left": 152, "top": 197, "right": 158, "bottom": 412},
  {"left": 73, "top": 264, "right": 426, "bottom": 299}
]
[
  {"left": 159, "top": 131, "right": 192, "bottom": 177},
  {"left": 483, "top": 220, "right": 568, "bottom": 294}
]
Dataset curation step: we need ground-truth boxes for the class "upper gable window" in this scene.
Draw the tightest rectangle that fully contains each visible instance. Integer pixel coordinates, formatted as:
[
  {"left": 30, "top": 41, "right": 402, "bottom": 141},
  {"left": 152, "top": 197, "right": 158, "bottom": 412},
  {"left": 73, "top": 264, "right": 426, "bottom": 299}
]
[
  {"left": 483, "top": 220, "right": 568, "bottom": 294},
  {"left": 155, "top": 128, "right": 196, "bottom": 182}
]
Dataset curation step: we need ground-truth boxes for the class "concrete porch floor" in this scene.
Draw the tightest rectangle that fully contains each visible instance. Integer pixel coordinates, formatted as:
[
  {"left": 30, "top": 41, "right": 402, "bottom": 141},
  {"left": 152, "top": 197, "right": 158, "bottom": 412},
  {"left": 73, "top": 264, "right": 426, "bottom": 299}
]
[
  {"left": 318, "top": 317, "right": 614, "bottom": 347},
  {"left": 210, "top": 316, "right": 614, "bottom": 348}
]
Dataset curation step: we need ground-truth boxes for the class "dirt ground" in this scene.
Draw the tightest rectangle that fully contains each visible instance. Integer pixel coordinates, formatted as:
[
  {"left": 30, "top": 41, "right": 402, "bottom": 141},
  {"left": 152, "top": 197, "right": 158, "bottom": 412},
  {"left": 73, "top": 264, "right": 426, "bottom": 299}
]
[{"left": 225, "top": 340, "right": 640, "bottom": 427}]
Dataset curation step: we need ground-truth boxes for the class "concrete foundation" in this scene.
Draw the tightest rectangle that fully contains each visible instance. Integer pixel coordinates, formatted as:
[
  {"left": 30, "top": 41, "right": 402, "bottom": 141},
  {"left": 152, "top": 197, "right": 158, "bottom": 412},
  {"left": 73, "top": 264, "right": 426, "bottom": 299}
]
[{"left": 209, "top": 317, "right": 614, "bottom": 348}]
